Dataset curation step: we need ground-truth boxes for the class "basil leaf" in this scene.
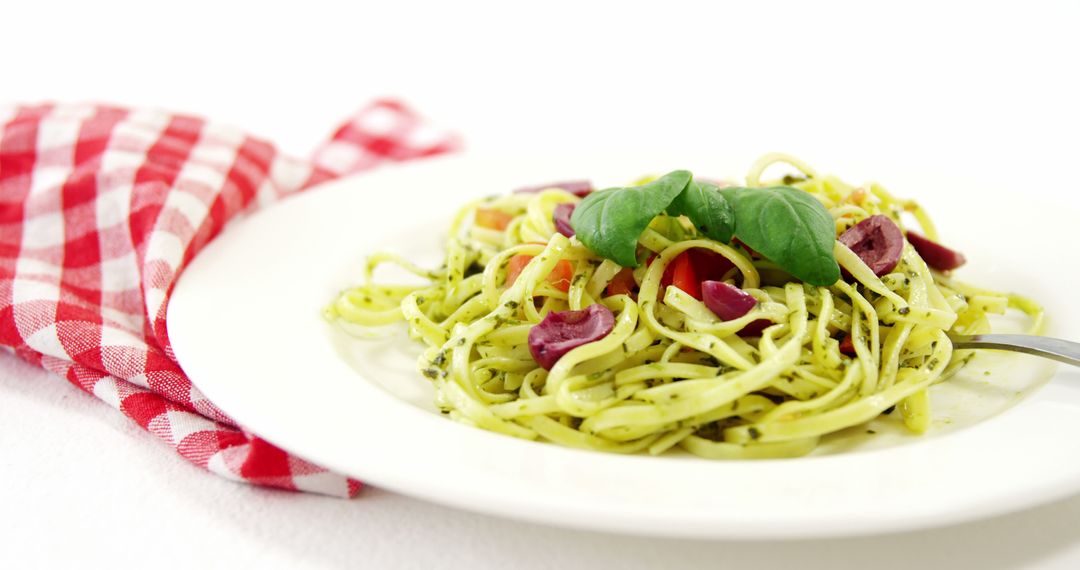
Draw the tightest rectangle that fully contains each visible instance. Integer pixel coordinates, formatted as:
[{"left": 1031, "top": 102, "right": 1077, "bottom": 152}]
[
  {"left": 719, "top": 186, "right": 740, "bottom": 206},
  {"left": 727, "top": 186, "right": 840, "bottom": 286},
  {"left": 667, "top": 180, "right": 735, "bottom": 243},
  {"left": 571, "top": 170, "right": 692, "bottom": 267}
]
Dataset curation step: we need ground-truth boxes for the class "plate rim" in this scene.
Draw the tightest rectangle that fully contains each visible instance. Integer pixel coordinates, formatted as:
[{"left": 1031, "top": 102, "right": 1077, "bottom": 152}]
[{"left": 168, "top": 151, "right": 1080, "bottom": 539}]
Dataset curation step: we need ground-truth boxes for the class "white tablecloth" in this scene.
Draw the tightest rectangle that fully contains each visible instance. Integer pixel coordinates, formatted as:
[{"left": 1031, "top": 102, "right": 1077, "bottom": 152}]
[{"left": 4, "top": 2, "right": 1079, "bottom": 568}]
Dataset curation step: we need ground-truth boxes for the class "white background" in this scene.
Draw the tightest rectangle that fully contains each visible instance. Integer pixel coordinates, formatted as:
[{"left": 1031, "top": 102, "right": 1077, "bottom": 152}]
[{"left": 2, "top": 1, "right": 1079, "bottom": 568}]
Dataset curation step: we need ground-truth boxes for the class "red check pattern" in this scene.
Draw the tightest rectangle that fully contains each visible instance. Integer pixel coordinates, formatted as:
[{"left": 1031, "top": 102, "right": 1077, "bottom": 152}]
[{"left": 0, "top": 100, "right": 459, "bottom": 497}]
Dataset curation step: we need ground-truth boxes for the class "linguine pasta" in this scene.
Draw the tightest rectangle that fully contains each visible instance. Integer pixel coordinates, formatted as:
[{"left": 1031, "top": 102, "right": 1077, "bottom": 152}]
[{"left": 326, "top": 154, "right": 1043, "bottom": 458}]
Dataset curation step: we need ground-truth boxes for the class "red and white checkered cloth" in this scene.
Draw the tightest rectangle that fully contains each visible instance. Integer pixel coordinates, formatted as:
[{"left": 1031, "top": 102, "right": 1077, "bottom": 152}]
[{"left": 0, "top": 100, "right": 459, "bottom": 497}]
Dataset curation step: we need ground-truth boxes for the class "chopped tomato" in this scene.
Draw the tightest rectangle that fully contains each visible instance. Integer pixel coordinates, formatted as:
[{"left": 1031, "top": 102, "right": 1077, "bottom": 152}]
[
  {"left": 475, "top": 208, "right": 514, "bottom": 231},
  {"left": 839, "top": 334, "right": 856, "bottom": 356},
  {"left": 606, "top": 268, "right": 637, "bottom": 297},
  {"left": 547, "top": 259, "right": 573, "bottom": 292},
  {"left": 847, "top": 188, "right": 867, "bottom": 204},
  {"left": 506, "top": 255, "right": 532, "bottom": 286},
  {"left": 506, "top": 254, "right": 573, "bottom": 292},
  {"left": 657, "top": 249, "right": 737, "bottom": 301},
  {"left": 668, "top": 252, "right": 702, "bottom": 299},
  {"left": 689, "top": 249, "right": 735, "bottom": 283}
]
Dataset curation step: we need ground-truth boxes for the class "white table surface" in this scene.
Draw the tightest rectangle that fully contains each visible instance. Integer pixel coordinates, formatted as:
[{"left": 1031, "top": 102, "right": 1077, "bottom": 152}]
[{"left": 3, "top": 2, "right": 1080, "bottom": 568}]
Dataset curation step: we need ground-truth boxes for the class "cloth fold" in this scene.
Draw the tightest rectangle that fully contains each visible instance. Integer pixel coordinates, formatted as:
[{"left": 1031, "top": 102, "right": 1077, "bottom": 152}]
[{"left": 0, "top": 100, "right": 459, "bottom": 497}]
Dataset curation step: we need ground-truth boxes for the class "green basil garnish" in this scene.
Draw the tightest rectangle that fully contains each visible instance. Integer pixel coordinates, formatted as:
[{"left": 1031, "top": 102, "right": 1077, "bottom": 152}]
[
  {"left": 570, "top": 170, "right": 692, "bottom": 267},
  {"left": 666, "top": 180, "right": 735, "bottom": 243},
  {"left": 724, "top": 186, "right": 840, "bottom": 286},
  {"left": 570, "top": 171, "right": 840, "bottom": 285}
]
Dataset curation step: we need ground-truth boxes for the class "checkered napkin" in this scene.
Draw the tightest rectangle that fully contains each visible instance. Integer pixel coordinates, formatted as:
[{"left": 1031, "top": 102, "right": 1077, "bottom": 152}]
[{"left": 0, "top": 100, "right": 459, "bottom": 497}]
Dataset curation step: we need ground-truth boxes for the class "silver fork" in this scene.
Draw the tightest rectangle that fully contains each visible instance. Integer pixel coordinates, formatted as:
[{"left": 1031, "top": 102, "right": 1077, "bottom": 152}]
[{"left": 949, "top": 334, "right": 1080, "bottom": 367}]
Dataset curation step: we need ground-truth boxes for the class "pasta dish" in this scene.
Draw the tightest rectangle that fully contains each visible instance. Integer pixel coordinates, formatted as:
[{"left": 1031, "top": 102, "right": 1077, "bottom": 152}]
[{"left": 326, "top": 154, "right": 1042, "bottom": 458}]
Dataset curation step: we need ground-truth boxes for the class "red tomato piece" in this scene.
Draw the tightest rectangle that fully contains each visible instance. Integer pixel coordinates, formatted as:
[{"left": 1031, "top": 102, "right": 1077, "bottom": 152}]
[
  {"left": 475, "top": 208, "right": 514, "bottom": 231},
  {"left": 547, "top": 259, "right": 574, "bottom": 292},
  {"left": 839, "top": 334, "right": 856, "bottom": 356},
  {"left": 660, "top": 249, "right": 735, "bottom": 301},
  {"left": 667, "top": 251, "right": 702, "bottom": 300},
  {"left": 606, "top": 268, "right": 637, "bottom": 297},
  {"left": 506, "top": 254, "right": 573, "bottom": 292},
  {"left": 506, "top": 255, "right": 532, "bottom": 286},
  {"left": 689, "top": 249, "right": 735, "bottom": 283}
]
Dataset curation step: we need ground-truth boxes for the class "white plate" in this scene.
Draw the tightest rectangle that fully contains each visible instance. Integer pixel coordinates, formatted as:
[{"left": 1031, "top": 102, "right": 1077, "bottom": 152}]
[{"left": 168, "top": 152, "right": 1080, "bottom": 539}]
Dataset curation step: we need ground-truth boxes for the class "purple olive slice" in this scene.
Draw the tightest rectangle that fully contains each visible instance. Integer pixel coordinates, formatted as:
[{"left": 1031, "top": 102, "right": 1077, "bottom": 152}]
[
  {"left": 553, "top": 203, "right": 575, "bottom": 237},
  {"left": 701, "top": 281, "right": 772, "bottom": 336},
  {"left": 528, "top": 304, "right": 614, "bottom": 370},
  {"left": 514, "top": 180, "right": 593, "bottom": 198},
  {"left": 838, "top": 215, "right": 905, "bottom": 276},
  {"left": 702, "top": 281, "right": 757, "bottom": 321},
  {"left": 907, "top": 231, "right": 967, "bottom": 271}
]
